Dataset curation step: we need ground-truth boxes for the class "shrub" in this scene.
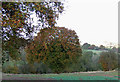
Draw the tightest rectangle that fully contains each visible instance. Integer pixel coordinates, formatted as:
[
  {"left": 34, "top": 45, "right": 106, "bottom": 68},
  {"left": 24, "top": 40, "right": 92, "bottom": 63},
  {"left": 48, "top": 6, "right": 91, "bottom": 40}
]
[
  {"left": 2, "top": 50, "right": 9, "bottom": 65},
  {"left": 18, "top": 62, "right": 52, "bottom": 74},
  {"left": 2, "top": 60, "right": 19, "bottom": 74},
  {"left": 18, "top": 63, "right": 33, "bottom": 74},
  {"left": 33, "top": 62, "right": 52, "bottom": 74}
]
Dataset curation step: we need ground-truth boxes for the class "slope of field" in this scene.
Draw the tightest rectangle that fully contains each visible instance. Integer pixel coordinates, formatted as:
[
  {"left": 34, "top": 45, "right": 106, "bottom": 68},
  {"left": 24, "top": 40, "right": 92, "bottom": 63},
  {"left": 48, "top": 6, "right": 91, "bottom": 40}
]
[{"left": 82, "top": 49, "right": 106, "bottom": 55}]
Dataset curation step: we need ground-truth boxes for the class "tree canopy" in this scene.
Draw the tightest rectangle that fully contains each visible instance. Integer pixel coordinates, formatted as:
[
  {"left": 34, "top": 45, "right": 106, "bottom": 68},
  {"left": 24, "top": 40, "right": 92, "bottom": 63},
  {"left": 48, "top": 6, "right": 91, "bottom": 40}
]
[
  {"left": 2, "top": 2, "right": 64, "bottom": 40},
  {"left": 25, "top": 27, "right": 82, "bottom": 73},
  {"left": 2, "top": 2, "right": 64, "bottom": 60}
]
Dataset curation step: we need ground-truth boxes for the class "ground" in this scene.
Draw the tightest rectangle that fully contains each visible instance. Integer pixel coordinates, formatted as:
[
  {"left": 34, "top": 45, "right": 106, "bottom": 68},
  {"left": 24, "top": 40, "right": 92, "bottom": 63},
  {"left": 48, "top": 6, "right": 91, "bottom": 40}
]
[{"left": 2, "top": 71, "right": 119, "bottom": 80}]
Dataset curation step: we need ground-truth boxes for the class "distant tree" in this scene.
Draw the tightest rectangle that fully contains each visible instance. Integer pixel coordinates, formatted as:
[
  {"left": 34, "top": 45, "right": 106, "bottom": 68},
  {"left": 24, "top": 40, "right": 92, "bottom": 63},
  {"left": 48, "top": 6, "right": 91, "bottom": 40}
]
[
  {"left": 112, "top": 47, "right": 117, "bottom": 52},
  {"left": 25, "top": 27, "right": 82, "bottom": 73},
  {"left": 94, "top": 46, "right": 99, "bottom": 50},
  {"left": 99, "top": 51, "right": 118, "bottom": 71},
  {"left": 88, "top": 45, "right": 96, "bottom": 50},
  {"left": 99, "top": 45, "right": 105, "bottom": 50},
  {"left": 82, "top": 43, "right": 91, "bottom": 49}
]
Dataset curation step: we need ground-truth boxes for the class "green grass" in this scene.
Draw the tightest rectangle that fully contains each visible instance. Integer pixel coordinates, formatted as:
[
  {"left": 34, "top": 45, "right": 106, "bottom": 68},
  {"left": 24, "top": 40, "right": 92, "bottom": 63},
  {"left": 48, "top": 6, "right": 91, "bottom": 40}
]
[
  {"left": 3, "top": 71, "right": 119, "bottom": 80},
  {"left": 50, "top": 76, "right": 117, "bottom": 80},
  {"left": 82, "top": 49, "right": 104, "bottom": 55},
  {"left": 40, "top": 71, "right": 118, "bottom": 80},
  {"left": 41, "top": 75, "right": 118, "bottom": 80}
]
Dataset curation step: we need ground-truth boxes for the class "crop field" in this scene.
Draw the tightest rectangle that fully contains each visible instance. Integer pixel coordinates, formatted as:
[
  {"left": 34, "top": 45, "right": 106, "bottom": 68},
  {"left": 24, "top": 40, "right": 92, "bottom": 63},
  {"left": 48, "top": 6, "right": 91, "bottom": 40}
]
[{"left": 2, "top": 71, "right": 119, "bottom": 80}]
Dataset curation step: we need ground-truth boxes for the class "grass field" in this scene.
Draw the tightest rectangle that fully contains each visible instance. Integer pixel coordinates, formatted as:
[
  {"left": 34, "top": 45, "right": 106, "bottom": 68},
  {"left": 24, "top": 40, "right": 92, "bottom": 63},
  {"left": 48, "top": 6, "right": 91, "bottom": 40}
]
[
  {"left": 82, "top": 49, "right": 105, "bottom": 55},
  {"left": 2, "top": 71, "right": 119, "bottom": 80}
]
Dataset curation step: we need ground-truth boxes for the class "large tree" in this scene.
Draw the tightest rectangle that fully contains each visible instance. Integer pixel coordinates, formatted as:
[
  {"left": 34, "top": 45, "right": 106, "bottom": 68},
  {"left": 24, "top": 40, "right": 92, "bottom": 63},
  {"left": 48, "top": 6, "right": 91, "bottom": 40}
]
[
  {"left": 25, "top": 27, "right": 82, "bottom": 73},
  {"left": 2, "top": 2, "right": 64, "bottom": 60}
]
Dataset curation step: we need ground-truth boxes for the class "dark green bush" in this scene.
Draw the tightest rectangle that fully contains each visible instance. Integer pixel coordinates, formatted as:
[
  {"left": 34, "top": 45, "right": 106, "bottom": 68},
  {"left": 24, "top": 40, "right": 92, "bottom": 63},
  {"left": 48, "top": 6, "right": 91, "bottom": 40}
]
[
  {"left": 2, "top": 60, "right": 20, "bottom": 74},
  {"left": 33, "top": 62, "right": 52, "bottom": 74},
  {"left": 18, "top": 62, "right": 52, "bottom": 74},
  {"left": 18, "top": 63, "right": 33, "bottom": 74},
  {"left": 69, "top": 51, "right": 102, "bottom": 72}
]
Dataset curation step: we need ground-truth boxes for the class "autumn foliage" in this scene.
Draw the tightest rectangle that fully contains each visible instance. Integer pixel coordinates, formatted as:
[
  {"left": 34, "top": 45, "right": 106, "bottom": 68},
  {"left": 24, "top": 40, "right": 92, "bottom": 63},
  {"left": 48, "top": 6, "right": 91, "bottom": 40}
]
[
  {"left": 25, "top": 27, "right": 82, "bottom": 73},
  {"left": 99, "top": 51, "right": 118, "bottom": 71},
  {"left": 2, "top": 2, "right": 64, "bottom": 62}
]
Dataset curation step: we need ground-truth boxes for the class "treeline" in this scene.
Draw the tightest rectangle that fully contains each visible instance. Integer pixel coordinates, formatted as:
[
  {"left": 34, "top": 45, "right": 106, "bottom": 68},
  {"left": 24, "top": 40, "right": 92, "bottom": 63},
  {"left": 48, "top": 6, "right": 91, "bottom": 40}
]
[
  {"left": 2, "top": 27, "right": 119, "bottom": 74},
  {"left": 80, "top": 50, "right": 118, "bottom": 72},
  {"left": 2, "top": 47, "right": 119, "bottom": 74},
  {"left": 2, "top": 27, "right": 82, "bottom": 74},
  {"left": 82, "top": 43, "right": 119, "bottom": 53},
  {"left": 81, "top": 43, "right": 119, "bottom": 71}
]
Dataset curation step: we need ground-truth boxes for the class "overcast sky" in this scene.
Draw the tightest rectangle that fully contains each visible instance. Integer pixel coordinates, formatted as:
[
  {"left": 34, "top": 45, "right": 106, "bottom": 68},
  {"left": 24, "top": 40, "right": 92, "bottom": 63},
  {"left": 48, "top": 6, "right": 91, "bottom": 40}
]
[{"left": 56, "top": 0, "right": 118, "bottom": 47}]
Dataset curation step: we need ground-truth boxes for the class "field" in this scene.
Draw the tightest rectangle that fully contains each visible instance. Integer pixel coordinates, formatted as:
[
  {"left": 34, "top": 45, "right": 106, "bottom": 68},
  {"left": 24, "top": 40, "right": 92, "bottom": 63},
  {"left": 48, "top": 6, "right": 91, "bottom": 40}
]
[
  {"left": 82, "top": 49, "right": 105, "bottom": 55},
  {"left": 2, "top": 71, "right": 119, "bottom": 80}
]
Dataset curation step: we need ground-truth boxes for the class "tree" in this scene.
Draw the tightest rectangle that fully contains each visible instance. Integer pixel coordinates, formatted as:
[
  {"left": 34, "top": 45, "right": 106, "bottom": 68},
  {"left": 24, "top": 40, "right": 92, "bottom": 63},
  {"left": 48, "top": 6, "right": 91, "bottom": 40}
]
[
  {"left": 88, "top": 45, "right": 96, "bottom": 50},
  {"left": 25, "top": 27, "right": 82, "bottom": 73},
  {"left": 82, "top": 43, "right": 91, "bottom": 49},
  {"left": 2, "top": 2, "right": 64, "bottom": 60},
  {"left": 99, "top": 45, "right": 105, "bottom": 50},
  {"left": 91, "top": 54, "right": 102, "bottom": 71},
  {"left": 80, "top": 51, "right": 94, "bottom": 71},
  {"left": 99, "top": 51, "right": 118, "bottom": 71},
  {"left": 112, "top": 47, "right": 117, "bottom": 52}
]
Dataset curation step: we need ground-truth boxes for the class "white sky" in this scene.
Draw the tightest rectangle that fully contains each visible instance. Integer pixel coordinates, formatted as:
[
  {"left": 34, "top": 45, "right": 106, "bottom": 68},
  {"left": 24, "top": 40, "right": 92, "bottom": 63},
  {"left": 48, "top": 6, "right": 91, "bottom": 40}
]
[{"left": 56, "top": 0, "right": 119, "bottom": 47}]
